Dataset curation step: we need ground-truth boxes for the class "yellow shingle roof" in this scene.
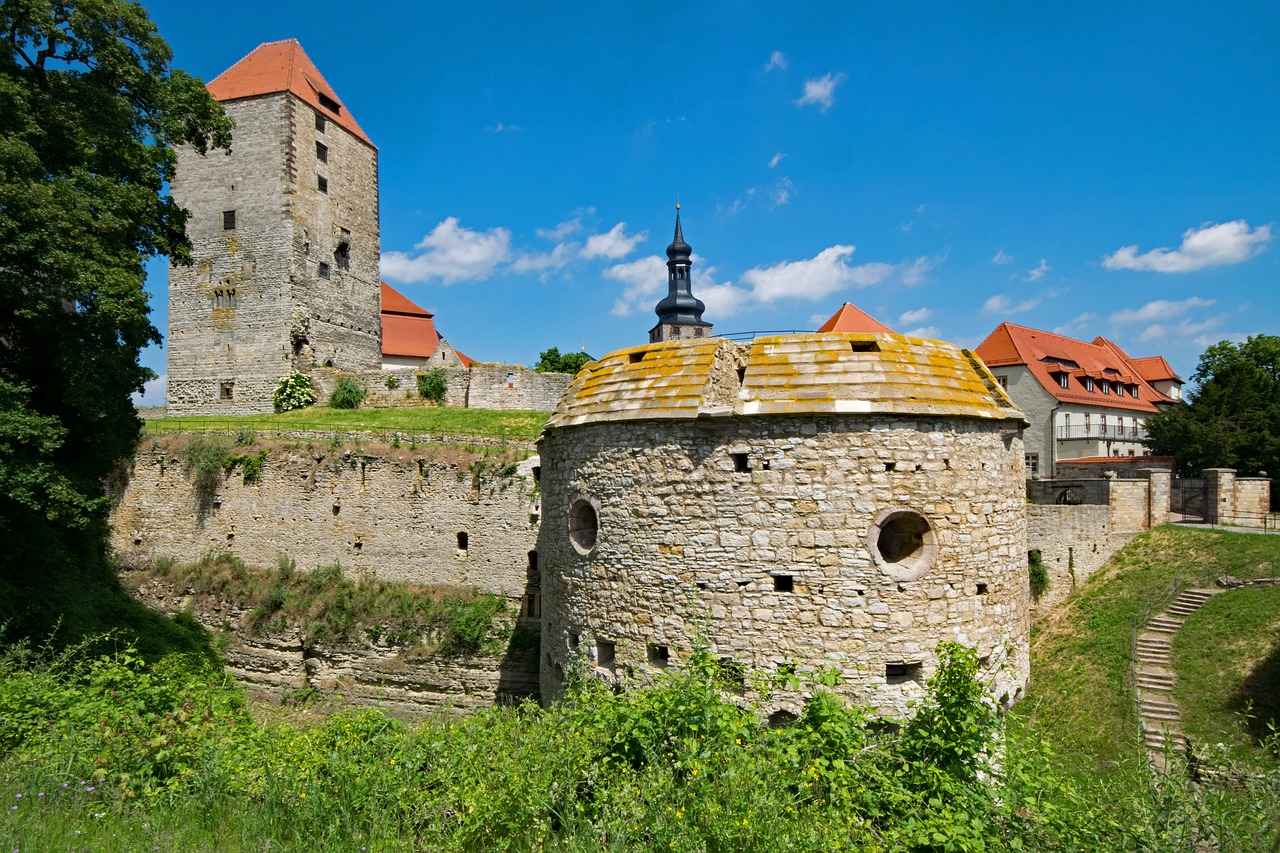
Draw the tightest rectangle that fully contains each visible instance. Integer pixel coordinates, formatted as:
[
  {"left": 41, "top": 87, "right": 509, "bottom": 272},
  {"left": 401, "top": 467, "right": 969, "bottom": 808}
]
[{"left": 547, "top": 333, "right": 1026, "bottom": 428}]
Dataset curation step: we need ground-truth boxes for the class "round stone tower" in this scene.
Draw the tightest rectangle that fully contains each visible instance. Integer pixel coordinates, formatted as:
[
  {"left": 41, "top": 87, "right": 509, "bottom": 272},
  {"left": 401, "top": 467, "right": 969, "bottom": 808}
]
[{"left": 537, "top": 332, "right": 1031, "bottom": 718}]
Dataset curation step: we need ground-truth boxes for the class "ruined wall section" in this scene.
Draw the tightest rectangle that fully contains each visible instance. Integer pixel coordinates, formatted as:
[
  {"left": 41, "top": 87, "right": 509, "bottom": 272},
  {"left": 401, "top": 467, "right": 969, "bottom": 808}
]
[
  {"left": 286, "top": 96, "right": 381, "bottom": 374},
  {"left": 111, "top": 446, "right": 541, "bottom": 600},
  {"left": 305, "top": 365, "right": 573, "bottom": 412},
  {"left": 1026, "top": 504, "right": 1132, "bottom": 615},
  {"left": 538, "top": 415, "right": 1030, "bottom": 719},
  {"left": 168, "top": 95, "right": 295, "bottom": 415}
]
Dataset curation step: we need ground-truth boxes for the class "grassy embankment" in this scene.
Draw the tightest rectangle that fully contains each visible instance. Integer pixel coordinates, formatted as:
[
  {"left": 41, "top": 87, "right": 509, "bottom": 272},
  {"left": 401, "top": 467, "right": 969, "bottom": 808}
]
[{"left": 3, "top": 526, "right": 1278, "bottom": 850}]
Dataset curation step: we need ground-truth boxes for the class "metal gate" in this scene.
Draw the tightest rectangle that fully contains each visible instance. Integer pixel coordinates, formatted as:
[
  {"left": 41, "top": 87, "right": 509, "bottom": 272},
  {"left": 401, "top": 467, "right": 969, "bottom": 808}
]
[{"left": 1171, "top": 477, "right": 1206, "bottom": 522}]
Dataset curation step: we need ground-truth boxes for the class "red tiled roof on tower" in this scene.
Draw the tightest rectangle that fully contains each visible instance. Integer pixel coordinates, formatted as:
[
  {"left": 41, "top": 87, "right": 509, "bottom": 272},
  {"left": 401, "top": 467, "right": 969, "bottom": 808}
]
[
  {"left": 207, "top": 39, "right": 375, "bottom": 148},
  {"left": 816, "top": 302, "right": 895, "bottom": 334},
  {"left": 975, "top": 322, "right": 1176, "bottom": 412}
]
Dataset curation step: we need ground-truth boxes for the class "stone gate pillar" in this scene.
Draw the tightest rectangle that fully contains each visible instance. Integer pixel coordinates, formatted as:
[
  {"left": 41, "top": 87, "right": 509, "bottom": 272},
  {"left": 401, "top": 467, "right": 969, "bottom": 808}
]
[{"left": 1203, "top": 468, "right": 1237, "bottom": 525}]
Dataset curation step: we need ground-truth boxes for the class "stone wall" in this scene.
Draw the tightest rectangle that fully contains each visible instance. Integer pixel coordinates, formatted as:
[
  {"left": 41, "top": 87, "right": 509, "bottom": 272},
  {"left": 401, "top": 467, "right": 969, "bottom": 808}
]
[
  {"left": 127, "top": 571, "right": 539, "bottom": 715},
  {"left": 538, "top": 414, "right": 1030, "bottom": 719},
  {"left": 1235, "top": 477, "right": 1273, "bottom": 523},
  {"left": 301, "top": 364, "right": 573, "bottom": 412},
  {"left": 1054, "top": 457, "right": 1173, "bottom": 480},
  {"left": 111, "top": 444, "right": 542, "bottom": 600},
  {"left": 1026, "top": 504, "right": 1132, "bottom": 615}
]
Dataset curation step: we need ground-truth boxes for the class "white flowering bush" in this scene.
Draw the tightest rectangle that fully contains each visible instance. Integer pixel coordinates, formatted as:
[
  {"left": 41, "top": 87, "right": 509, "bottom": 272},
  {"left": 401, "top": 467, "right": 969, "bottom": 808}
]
[{"left": 273, "top": 370, "right": 316, "bottom": 413}]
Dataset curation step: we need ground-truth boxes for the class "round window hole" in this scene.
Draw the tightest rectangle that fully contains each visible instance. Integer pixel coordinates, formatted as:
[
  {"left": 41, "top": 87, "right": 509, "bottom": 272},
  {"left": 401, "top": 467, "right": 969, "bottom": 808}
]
[
  {"left": 568, "top": 499, "right": 598, "bottom": 555},
  {"left": 869, "top": 509, "right": 937, "bottom": 581}
]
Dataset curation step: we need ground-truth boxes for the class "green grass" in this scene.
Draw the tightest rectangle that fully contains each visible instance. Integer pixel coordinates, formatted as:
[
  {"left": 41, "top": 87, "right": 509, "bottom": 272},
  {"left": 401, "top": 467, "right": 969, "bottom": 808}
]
[
  {"left": 1012, "top": 524, "right": 1280, "bottom": 777},
  {"left": 1174, "top": 583, "right": 1280, "bottom": 762},
  {"left": 145, "top": 405, "right": 550, "bottom": 441}
]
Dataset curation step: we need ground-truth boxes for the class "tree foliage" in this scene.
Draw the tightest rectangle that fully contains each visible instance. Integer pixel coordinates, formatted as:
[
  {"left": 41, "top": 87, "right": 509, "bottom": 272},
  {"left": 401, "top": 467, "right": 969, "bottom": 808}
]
[
  {"left": 1144, "top": 336, "right": 1280, "bottom": 497},
  {"left": 0, "top": 2, "right": 231, "bottom": 583},
  {"left": 533, "top": 346, "right": 591, "bottom": 374}
]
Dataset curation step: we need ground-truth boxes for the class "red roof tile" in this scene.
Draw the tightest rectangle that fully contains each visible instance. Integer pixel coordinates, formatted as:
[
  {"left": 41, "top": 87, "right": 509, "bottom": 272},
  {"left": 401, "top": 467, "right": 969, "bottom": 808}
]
[
  {"left": 1129, "top": 355, "right": 1183, "bottom": 384},
  {"left": 816, "top": 302, "right": 895, "bottom": 334},
  {"left": 207, "top": 40, "right": 375, "bottom": 148},
  {"left": 974, "top": 322, "right": 1175, "bottom": 413}
]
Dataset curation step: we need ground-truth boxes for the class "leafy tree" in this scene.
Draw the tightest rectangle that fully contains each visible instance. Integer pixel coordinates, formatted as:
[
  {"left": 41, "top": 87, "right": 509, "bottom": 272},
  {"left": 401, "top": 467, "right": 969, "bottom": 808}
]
[
  {"left": 416, "top": 368, "right": 447, "bottom": 405},
  {"left": 533, "top": 346, "right": 591, "bottom": 374},
  {"left": 0, "top": 3, "right": 231, "bottom": 603},
  {"left": 329, "top": 376, "right": 366, "bottom": 410},
  {"left": 1144, "top": 335, "right": 1280, "bottom": 503}
]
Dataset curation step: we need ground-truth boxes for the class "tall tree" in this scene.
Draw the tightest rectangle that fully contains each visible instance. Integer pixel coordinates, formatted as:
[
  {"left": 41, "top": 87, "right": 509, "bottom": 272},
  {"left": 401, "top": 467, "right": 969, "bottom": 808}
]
[
  {"left": 1144, "top": 335, "right": 1280, "bottom": 499},
  {"left": 533, "top": 347, "right": 592, "bottom": 374},
  {"left": 0, "top": 2, "right": 231, "bottom": 581}
]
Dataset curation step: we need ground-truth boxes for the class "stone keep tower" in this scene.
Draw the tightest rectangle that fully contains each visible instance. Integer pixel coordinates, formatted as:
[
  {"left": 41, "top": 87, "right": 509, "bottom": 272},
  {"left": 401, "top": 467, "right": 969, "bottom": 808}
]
[
  {"left": 538, "top": 332, "right": 1031, "bottom": 719},
  {"left": 649, "top": 207, "right": 712, "bottom": 344},
  {"left": 167, "top": 40, "right": 381, "bottom": 414}
]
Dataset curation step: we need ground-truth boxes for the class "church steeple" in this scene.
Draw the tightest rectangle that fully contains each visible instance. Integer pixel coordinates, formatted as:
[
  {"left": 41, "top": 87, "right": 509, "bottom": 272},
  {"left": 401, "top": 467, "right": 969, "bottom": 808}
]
[{"left": 649, "top": 205, "right": 712, "bottom": 343}]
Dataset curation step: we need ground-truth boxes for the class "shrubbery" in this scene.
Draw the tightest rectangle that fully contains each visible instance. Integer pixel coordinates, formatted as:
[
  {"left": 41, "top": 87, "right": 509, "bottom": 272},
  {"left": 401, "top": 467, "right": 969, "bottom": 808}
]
[
  {"left": 272, "top": 370, "right": 316, "bottom": 413},
  {"left": 1028, "top": 549, "right": 1049, "bottom": 598},
  {"left": 329, "top": 376, "right": 366, "bottom": 409},
  {"left": 416, "top": 368, "right": 447, "bottom": 405}
]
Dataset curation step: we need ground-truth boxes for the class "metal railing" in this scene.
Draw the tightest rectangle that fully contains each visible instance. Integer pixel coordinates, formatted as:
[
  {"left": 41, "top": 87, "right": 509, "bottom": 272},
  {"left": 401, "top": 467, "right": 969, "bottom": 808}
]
[{"left": 1057, "top": 424, "right": 1147, "bottom": 441}]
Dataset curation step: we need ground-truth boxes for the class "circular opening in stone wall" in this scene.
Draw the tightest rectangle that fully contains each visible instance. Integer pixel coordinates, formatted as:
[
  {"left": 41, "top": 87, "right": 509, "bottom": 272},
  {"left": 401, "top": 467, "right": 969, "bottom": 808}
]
[
  {"left": 568, "top": 499, "right": 599, "bottom": 555},
  {"left": 869, "top": 509, "right": 937, "bottom": 581}
]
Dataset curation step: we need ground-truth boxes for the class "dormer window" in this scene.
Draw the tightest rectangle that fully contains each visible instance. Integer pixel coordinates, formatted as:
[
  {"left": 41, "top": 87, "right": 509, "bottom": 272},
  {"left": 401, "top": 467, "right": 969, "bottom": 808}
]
[
  {"left": 1101, "top": 381, "right": 1110, "bottom": 395},
  {"left": 317, "top": 92, "right": 341, "bottom": 114},
  {"left": 1129, "top": 385, "right": 1139, "bottom": 398},
  {"left": 1057, "top": 372, "right": 1069, "bottom": 389},
  {"left": 1083, "top": 377, "right": 1094, "bottom": 392}
]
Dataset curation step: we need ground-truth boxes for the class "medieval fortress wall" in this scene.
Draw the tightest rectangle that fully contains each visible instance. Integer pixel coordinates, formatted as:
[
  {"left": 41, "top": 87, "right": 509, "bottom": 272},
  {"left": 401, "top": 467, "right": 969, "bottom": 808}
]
[
  {"left": 111, "top": 445, "right": 541, "bottom": 601},
  {"left": 305, "top": 364, "right": 574, "bottom": 412}
]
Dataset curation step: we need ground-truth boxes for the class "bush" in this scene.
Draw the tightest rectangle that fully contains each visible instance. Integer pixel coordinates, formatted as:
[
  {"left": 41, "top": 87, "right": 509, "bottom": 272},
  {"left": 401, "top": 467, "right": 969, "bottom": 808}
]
[
  {"left": 272, "top": 370, "right": 316, "bottom": 413},
  {"left": 417, "top": 369, "right": 447, "bottom": 405},
  {"left": 384, "top": 374, "right": 401, "bottom": 390},
  {"left": 1028, "top": 549, "right": 1049, "bottom": 598},
  {"left": 329, "top": 377, "right": 366, "bottom": 410},
  {"left": 184, "top": 438, "right": 229, "bottom": 513}
]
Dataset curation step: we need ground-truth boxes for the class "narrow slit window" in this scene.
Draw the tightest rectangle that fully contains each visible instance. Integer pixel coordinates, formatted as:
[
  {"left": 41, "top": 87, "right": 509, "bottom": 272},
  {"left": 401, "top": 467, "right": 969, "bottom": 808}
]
[
  {"left": 732, "top": 453, "right": 750, "bottom": 473},
  {"left": 629, "top": 352, "right": 644, "bottom": 364},
  {"left": 317, "top": 175, "right": 328, "bottom": 194},
  {"left": 318, "top": 262, "right": 331, "bottom": 280},
  {"left": 315, "top": 112, "right": 327, "bottom": 132},
  {"left": 456, "top": 531, "right": 468, "bottom": 552},
  {"left": 850, "top": 340, "right": 880, "bottom": 353},
  {"left": 222, "top": 210, "right": 236, "bottom": 230},
  {"left": 316, "top": 141, "right": 328, "bottom": 162}
]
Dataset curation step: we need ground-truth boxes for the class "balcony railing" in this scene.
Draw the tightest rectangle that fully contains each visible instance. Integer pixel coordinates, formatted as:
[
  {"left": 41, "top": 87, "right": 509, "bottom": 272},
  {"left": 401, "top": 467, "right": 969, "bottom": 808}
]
[{"left": 1056, "top": 424, "right": 1146, "bottom": 441}]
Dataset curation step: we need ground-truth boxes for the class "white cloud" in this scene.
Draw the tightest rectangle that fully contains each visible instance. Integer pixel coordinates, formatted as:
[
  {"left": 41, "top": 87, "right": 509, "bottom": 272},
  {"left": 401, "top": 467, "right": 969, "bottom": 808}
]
[
  {"left": 132, "top": 374, "right": 166, "bottom": 407},
  {"left": 698, "top": 282, "right": 751, "bottom": 319},
  {"left": 992, "top": 249, "right": 1014, "bottom": 265},
  {"left": 1110, "top": 297, "right": 1215, "bottom": 325},
  {"left": 1102, "top": 220, "right": 1271, "bottom": 273},
  {"left": 768, "top": 152, "right": 786, "bottom": 169},
  {"left": 741, "top": 246, "right": 893, "bottom": 303},
  {"left": 795, "top": 72, "right": 847, "bottom": 112},
  {"left": 1052, "top": 312, "right": 1097, "bottom": 335},
  {"left": 582, "top": 222, "right": 647, "bottom": 260},
  {"left": 902, "top": 326, "right": 940, "bottom": 340},
  {"left": 536, "top": 217, "right": 585, "bottom": 241},
  {"left": 485, "top": 122, "right": 521, "bottom": 133},
  {"left": 1023, "top": 259, "right": 1050, "bottom": 282},
  {"left": 381, "top": 217, "right": 512, "bottom": 284},
  {"left": 901, "top": 251, "right": 947, "bottom": 286},
  {"left": 983, "top": 294, "right": 1040, "bottom": 315},
  {"left": 770, "top": 177, "right": 794, "bottom": 207},
  {"left": 512, "top": 242, "right": 577, "bottom": 277},
  {"left": 898, "top": 307, "right": 932, "bottom": 325},
  {"left": 765, "top": 50, "right": 788, "bottom": 71},
  {"left": 1137, "top": 316, "right": 1223, "bottom": 344},
  {"left": 606, "top": 255, "right": 667, "bottom": 316}
]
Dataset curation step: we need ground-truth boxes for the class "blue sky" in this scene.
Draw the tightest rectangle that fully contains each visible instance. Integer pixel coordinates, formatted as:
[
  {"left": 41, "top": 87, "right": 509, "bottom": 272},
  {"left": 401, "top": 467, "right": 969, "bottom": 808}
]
[{"left": 137, "top": 1, "right": 1278, "bottom": 403}]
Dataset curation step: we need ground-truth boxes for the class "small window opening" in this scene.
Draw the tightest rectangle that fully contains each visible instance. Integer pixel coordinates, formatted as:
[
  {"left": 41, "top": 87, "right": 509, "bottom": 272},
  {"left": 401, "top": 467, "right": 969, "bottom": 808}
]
[
  {"left": 715, "top": 658, "right": 747, "bottom": 694},
  {"left": 850, "top": 340, "right": 881, "bottom": 353},
  {"left": 317, "top": 92, "right": 341, "bottom": 114},
  {"left": 596, "top": 640, "right": 615, "bottom": 668},
  {"left": 773, "top": 574, "right": 794, "bottom": 593},
  {"left": 885, "top": 662, "right": 922, "bottom": 683},
  {"left": 315, "top": 141, "right": 328, "bottom": 162},
  {"left": 647, "top": 644, "right": 670, "bottom": 667},
  {"left": 567, "top": 632, "right": 579, "bottom": 651},
  {"left": 736, "top": 367, "right": 746, "bottom": 383},
  {"left": 332, "top": 503, "right": 340, "bottom": 516},
  {"left": 761, "top": 459, "right": 771, "bottom": 471},
  {"left": 317, "top": 175, "right": 328, "bottom": 194},
  {"left": 527, "top": 550, "right": 538, "bottom": 572},
  {"left": 732, "top": 453, "right": 750, "bottom": 473},
  {"left": 977, "top": 582, "right": 989, "bottom": 595},
  {"left": 884, "top": 462, "right": 896, "bottom": 472},
  {"left": 334, "top": 241, "right": 350, "bottom": 270},
  {"left": 532, "top": 465, "right": 541, "bottom": 482},
  {"left": 219, "top": 381, "right": 234, "bottom": 401},
  {"left": 629, "top": 352, "right": 644, "bottom": 364},
  {"left": 318, "top": 262, "right": 331, "bottom": 279},
  {"left": 696, "top": 581, "right": 708, "bottom": 590},
  {"left": 736, "top": 579, "right": 749, "bottom": 588},
  {"left": 457, "top": 531, "right": 468, "bottom": 552},
  {"left": 222, "top": 210, "right": 236, "bottom": 230},
  {"left": 995, "top": 375, "right": 1008, "bottom": 390},
  {"left": 315, "top": 112, "right": 327, "bottom": 132},
  {"left": 353, "top": 540, "right": 363, "bottom": 551},
  {"left": 1058, "top": 372, "right": 1070, "bottom": 389},
  {"left": 521, "top": 594, "right": 541, "bottom": 618},
  {"left": 568, "top": 499, "right": 598, "bottom": 555}
]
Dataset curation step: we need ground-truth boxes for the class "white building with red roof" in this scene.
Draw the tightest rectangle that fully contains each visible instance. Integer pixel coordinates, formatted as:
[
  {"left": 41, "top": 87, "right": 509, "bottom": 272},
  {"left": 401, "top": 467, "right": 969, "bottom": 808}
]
[
  {"left": 379, "top": 282, "right": 473, "bottom": 370},
  {"left": 975, "top": 323, "right": 1182, "bottom": 477}
]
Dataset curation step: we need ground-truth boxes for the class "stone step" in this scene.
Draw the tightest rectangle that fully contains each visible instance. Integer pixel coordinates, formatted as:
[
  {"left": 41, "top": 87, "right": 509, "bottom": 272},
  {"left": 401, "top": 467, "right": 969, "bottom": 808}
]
[
  {"left": 1142, "top": 708, "right": 1182, "bottom": 723},
  {"left": 1136, "top": 653, "right": 1172, "bottom": 665},
  {"left": 1137, "top": 676, "right": 1175, "bottom": 691},
  {"left": 1142, "top": 697, "right": 1180, "bottom": 713},
  {"left": 1147, "top": 618, "right": 1183, "bottom": 632},
  {"left": 1167, "top": 603, "right": 1203, "bottom": 614},
  {"left": 1136, "top": 638, "right": 1172, "bottom": 650}
]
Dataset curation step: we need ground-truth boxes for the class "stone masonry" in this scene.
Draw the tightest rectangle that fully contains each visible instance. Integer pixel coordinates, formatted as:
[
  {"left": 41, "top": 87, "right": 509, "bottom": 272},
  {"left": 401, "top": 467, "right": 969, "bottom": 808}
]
[{"left": 538, "top": 333, "right": 1031, "bottom": 718}]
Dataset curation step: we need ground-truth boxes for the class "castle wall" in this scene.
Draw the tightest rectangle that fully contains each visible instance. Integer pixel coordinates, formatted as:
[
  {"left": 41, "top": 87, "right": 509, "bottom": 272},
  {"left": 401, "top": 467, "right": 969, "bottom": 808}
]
[
  {"left": 305, "top": 365, "right": 574, "bottom": 412},
  {"left": 537, "top": 415, "right": 1030, "bottom": 719},
  {"left": 110, "top": 446, "right": 541, "bottom": 600},
  {"left": 1054, "top": 457, "right": 1173, "bottom": 480},
  {"left": 1026, "top": 504, "right": 1134, "bottom": 615}
]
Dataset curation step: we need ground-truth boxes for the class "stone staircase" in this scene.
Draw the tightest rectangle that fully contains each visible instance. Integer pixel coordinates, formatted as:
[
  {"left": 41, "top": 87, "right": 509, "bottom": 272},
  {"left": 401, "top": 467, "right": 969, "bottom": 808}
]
[{"left": 1134, "top": 587, "right": 1220, "bottom": 768}]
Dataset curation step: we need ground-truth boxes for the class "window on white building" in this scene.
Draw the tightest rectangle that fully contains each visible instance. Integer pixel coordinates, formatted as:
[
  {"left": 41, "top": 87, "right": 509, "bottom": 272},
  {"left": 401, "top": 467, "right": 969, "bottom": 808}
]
[{"left": 1025, "top": 453, "right": 1039, "bottom": 476}]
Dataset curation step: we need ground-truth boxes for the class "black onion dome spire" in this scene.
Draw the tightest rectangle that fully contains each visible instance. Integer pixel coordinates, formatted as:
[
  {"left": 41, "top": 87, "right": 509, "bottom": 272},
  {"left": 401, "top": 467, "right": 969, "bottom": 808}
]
[
  {"left": 666, "top": 210, "right": 691, "bottom": 260},
  {"left": 654, "top": 205, "right": 706, "bottom": 325}
]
